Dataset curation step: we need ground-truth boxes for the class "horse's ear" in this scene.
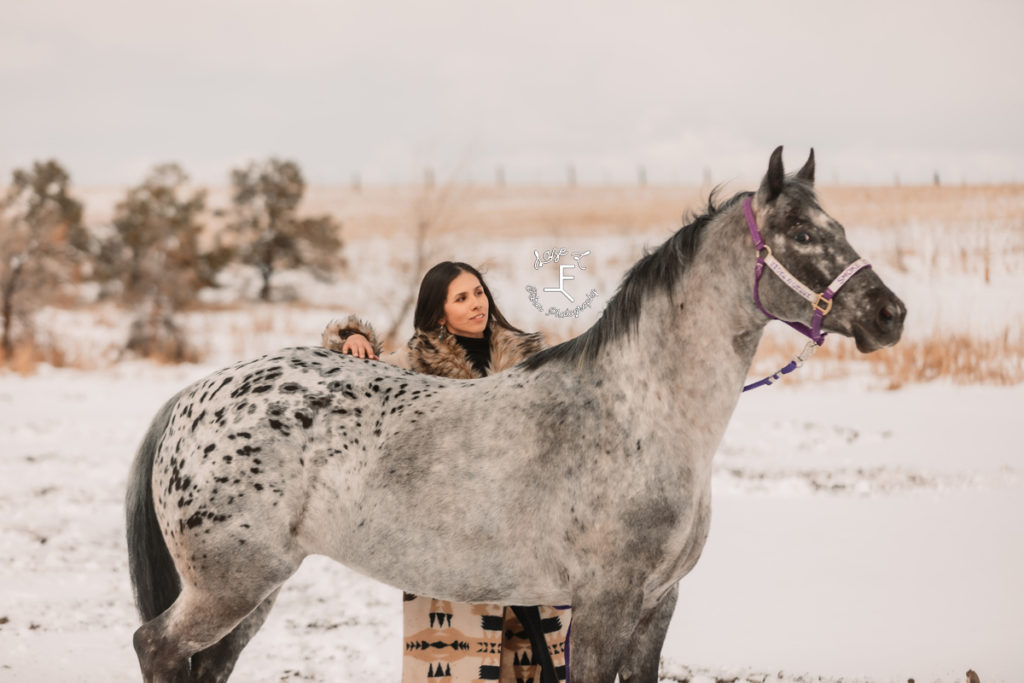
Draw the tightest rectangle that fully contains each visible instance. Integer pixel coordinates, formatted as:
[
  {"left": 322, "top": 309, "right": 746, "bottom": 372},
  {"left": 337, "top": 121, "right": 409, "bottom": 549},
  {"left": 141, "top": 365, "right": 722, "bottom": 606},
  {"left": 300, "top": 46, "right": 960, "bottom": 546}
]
[
  {"left": 758, "top": 146, "right": 785, "bottom": 203},
  {"left": 796, "top": 148, "right": 815, "bottom": 184}
]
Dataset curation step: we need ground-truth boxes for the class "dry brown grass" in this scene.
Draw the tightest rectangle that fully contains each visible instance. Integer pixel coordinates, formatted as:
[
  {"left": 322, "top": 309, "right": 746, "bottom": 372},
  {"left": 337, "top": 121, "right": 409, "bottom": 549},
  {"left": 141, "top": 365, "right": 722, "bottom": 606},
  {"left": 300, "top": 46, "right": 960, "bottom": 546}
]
[
  {"left": 817, "top": 184, "right": 1024, "bottom": 229},
  {"left": 42, "top": 183, "right": 1024, "bottom": 385},
  {"left": 298, "top": 184, "right": 708, "bottom": 239},
  {"left": 750, "top": 327, "right": 1024, "bottom": 389},
  {"left": 131, "top": 336, "right": 205, "bottom": 366},
  {"left": 868, "top": 330, "right": 1024, "bottom": 388},
  {"left": 0, "top": 338, "right": 71, "bottom": 375},
  {"left": 297, "top": 182, "right": 1024, "bottom": 240},
  {"left": 75, "top": 181, "right": 1024, "bottom": 239}
]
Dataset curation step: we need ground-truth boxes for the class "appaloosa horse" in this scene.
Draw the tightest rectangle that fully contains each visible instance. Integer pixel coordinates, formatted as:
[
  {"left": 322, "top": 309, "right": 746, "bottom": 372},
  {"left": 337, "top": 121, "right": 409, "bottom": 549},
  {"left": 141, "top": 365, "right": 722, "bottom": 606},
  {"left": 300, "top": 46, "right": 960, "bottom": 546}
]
[{"left": 126, "top": 147, "right": 905, "bottom": 682}]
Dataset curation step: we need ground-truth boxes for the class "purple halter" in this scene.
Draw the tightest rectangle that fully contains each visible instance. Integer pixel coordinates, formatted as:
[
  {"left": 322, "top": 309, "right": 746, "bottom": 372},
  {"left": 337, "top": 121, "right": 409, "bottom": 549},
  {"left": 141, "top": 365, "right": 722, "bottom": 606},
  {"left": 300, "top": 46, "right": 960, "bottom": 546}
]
[{"left": 741, "top": 196, "right": 872, "bottom": 392}]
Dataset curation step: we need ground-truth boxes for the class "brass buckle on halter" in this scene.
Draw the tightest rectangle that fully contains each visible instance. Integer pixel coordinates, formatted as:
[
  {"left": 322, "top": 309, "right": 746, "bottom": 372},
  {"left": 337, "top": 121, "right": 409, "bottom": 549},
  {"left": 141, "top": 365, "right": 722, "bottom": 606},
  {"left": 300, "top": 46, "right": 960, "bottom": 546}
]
[{"left": 813, "top": 293, "right": 833, "bottom": 315}]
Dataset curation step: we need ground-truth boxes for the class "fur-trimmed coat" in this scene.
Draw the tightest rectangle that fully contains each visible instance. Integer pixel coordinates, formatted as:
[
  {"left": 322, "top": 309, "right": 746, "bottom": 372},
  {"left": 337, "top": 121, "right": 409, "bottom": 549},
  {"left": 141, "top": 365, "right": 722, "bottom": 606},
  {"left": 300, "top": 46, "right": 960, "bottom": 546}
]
[{"left": 321, "top": 314, "right": 545, "bottom": 379}]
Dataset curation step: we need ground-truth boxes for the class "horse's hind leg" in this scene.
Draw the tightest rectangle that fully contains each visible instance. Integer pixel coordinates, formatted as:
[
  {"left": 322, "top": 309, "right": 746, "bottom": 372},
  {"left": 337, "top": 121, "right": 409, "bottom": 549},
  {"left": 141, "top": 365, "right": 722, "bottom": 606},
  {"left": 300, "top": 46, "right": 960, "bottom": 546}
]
[
  {"left": 617, "top": 583, "right": 679, "bottom": 683},
  {"left": 189, "top": 587, "right": 282, "bottom": 683},
  {"left": 133, "top": 581, "right": 285, "bottom": 683}
]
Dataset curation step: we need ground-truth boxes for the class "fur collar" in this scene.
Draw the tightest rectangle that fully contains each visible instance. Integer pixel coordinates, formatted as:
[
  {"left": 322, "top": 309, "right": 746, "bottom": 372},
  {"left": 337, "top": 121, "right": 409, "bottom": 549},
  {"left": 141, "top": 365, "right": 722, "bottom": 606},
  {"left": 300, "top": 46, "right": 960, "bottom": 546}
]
[{"left": 408, "top": 323, "right": 544, "bottom": 379}]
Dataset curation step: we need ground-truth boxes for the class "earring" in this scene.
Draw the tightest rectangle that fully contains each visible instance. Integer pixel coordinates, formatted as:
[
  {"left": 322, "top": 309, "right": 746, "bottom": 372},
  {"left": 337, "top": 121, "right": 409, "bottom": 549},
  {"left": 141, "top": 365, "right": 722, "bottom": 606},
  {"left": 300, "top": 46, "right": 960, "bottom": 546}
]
[{"left": 438, "top": 323, "right": 447, "bottom": 340}]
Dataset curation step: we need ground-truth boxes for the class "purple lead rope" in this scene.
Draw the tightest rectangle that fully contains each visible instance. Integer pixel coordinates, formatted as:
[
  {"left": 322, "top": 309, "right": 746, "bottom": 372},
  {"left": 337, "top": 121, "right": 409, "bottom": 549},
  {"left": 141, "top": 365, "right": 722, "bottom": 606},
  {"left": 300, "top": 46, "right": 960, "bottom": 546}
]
[{"left": 742, "top": 339, "right": 820, "bottom": 392}]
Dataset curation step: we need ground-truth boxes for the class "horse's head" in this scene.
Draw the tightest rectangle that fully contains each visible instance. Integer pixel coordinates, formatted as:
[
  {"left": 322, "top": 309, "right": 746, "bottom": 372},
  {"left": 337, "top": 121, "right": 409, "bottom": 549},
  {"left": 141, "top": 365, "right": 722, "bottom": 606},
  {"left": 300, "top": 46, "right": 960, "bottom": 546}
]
[{"left": 746, "top": 146, "right": 905, "bottom": 352}]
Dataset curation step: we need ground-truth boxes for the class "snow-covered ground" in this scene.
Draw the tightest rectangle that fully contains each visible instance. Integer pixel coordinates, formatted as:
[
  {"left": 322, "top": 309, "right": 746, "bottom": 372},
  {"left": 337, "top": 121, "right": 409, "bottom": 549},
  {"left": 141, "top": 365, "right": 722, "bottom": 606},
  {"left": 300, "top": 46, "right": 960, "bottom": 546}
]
[
  {"left": 1, "top": 365, "right": 1020, "bottom": 683},
  {"left": 667, "top": 381, "right": 1024, "bottom": 683}
]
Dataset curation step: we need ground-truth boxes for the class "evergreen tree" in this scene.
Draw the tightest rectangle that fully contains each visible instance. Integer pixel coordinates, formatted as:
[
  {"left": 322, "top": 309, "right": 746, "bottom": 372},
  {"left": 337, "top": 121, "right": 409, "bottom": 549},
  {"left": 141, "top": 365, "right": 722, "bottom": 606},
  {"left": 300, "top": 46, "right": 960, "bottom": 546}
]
[
  {"left": 99, "top": 163, "right": 227, "bottom": 360},
  {"left": 100, "top": 163, "right": 224, "bottom": 306},
  {"left": 226, "top": 158, "right": 343, "bottom": 301}
]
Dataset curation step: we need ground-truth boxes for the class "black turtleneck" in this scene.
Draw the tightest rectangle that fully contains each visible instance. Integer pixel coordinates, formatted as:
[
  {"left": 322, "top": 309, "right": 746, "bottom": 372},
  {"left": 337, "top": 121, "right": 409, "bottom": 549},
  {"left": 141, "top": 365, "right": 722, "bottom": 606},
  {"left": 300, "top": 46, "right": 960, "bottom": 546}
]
[{"left": 453, "top": 327, "right": 491, "bottom": 376}]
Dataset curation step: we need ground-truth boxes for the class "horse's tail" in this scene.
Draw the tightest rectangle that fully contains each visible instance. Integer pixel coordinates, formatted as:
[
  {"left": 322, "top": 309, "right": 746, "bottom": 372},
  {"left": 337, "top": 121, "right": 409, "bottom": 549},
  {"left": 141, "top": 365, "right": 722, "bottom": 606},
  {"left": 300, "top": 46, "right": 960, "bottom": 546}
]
[{"left": 126, "top": 390, "right": 185, "bottom": 622}]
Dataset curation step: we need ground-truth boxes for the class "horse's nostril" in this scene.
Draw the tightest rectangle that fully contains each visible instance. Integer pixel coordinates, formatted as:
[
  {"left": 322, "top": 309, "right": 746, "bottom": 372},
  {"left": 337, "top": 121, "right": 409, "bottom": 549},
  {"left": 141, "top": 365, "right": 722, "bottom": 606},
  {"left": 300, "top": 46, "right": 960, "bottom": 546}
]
[{"left": 877, "top": 301, "right": 904, "bottom": 330}]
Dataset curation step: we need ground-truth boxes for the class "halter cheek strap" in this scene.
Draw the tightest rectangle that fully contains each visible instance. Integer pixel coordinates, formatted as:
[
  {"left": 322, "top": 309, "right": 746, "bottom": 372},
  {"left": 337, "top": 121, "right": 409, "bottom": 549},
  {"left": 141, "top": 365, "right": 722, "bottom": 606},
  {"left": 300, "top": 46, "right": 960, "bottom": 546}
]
[{"left": 742, "top": 196, "right": 872, "bottom": 391}]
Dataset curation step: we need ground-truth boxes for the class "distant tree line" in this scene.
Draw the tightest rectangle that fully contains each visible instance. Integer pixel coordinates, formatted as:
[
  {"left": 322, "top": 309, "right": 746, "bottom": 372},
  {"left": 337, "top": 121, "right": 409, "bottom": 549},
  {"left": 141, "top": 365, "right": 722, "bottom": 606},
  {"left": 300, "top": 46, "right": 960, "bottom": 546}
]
[{"left": 0, "top": 158, "right": 344, "bottom": 365}]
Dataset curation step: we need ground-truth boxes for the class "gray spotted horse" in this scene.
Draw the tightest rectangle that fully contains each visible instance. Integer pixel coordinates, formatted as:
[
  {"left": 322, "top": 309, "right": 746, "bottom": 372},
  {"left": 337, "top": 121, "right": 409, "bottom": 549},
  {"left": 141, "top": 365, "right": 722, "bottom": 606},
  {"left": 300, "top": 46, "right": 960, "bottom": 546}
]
[{"left": 126, "top": 147, "right": 905, "bottom": 682}]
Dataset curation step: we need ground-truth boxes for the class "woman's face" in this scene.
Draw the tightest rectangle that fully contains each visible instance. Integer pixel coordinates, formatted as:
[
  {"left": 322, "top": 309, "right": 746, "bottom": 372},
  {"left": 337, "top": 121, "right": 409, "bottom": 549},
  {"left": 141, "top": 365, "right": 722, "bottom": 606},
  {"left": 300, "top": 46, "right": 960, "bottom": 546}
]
[{"left": 439, "top": 271, "right": 488, "bottom": 338}]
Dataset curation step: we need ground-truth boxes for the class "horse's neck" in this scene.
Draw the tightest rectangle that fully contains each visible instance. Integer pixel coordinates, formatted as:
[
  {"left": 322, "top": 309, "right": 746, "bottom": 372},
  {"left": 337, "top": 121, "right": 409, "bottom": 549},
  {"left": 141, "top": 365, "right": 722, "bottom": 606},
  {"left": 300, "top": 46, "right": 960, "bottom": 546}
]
[{"left": 604, "top": 213, "right": 764, "bottom": 451}]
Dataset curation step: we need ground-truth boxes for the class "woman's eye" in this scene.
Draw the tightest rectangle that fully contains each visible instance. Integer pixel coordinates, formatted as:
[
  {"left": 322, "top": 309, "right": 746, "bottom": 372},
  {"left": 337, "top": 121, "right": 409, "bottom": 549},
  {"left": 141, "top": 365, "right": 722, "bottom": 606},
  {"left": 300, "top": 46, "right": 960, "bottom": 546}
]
[{"left": 794, "top": 231, "right": 812, "bottom": 244}]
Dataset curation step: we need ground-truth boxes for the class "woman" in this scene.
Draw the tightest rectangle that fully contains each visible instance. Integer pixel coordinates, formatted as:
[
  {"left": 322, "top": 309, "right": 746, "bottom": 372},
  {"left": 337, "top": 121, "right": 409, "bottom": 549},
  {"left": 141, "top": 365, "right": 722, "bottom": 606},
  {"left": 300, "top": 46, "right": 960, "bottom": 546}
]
[{"left": 322, "top": 261, "right": 570, "bottom": 683}]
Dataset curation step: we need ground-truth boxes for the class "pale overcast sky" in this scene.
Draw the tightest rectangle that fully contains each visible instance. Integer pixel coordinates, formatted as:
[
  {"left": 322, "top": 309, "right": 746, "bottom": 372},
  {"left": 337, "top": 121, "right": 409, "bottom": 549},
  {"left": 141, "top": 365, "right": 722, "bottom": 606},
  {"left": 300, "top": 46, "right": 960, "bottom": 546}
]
[{"left": 2, "top": 0, "right": 1021, "bottom": 186}]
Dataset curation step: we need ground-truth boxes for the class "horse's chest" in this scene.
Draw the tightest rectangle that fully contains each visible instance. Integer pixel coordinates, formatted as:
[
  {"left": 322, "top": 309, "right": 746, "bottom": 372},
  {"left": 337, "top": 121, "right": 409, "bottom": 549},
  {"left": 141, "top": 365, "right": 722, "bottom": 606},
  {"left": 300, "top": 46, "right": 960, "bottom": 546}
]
[{"left": 642, "top": 493, "right": 712, "bottom": 607}]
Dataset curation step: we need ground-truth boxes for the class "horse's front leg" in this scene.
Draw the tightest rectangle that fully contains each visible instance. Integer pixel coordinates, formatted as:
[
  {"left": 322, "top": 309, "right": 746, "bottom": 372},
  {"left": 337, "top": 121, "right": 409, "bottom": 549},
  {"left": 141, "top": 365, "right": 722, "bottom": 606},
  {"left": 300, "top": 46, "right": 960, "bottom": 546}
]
[
  {"left": 568, "top": 587, "right": 643, "bottom": 682},
  {"left": 617, "top": 583, "right": 679, "bottom": 682}
]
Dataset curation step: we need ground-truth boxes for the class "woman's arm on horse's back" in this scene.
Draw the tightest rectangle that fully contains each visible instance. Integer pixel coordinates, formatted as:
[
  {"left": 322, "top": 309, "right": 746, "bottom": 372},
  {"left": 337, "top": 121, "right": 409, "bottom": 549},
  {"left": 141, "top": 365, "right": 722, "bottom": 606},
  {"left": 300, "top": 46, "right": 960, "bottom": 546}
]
[
  {"left": 322, "top": 315, "right": 413, "bottom": 369},
  {"left": 322, "top": 315, "right": 383, "bottom": 356}
]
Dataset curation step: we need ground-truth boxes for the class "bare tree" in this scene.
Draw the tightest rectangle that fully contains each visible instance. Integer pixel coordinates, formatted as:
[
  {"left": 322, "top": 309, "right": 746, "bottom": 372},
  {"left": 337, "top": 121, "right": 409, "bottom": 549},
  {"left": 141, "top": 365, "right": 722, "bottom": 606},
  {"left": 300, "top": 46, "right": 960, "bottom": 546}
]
[
  {"left": 0, "top": 160, "right": 86, "bottom": 362},
  {"left": 380, "top": 180, "right": 463, "bottom": 347},
  {"left": 226, "top": 158, "right": 343, "bottom": 301}
]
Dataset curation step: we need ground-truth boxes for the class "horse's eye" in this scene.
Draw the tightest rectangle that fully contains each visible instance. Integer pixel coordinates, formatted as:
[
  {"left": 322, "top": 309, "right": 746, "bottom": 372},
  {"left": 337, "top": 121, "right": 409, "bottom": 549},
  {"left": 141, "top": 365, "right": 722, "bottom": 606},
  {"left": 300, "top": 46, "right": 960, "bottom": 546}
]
[{"left": 794, "top": 231, "right": 812, "bottom": 244}]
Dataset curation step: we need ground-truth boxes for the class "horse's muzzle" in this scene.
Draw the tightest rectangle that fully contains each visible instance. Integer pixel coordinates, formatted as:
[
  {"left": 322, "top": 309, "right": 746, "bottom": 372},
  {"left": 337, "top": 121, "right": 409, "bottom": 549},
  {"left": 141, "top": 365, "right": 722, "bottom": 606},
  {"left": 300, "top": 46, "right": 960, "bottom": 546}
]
[{"left": 853, "top": 288, "right": 906, "bottom": 352}]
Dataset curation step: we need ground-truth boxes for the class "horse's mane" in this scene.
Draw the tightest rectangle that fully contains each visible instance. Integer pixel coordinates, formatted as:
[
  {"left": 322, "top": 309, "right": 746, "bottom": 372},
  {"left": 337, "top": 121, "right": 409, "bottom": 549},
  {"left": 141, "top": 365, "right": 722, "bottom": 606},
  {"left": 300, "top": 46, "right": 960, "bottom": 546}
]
[{"left": 522, "top": 189, "right": 749, "bottom": 371}]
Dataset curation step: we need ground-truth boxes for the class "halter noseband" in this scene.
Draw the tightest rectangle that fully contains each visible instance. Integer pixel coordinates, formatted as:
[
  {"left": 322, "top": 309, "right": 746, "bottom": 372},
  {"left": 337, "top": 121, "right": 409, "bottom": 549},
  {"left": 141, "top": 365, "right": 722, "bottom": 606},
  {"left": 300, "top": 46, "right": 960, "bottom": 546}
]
[{"left": 741, "top": 195, "right": 872, "bottom": 392}]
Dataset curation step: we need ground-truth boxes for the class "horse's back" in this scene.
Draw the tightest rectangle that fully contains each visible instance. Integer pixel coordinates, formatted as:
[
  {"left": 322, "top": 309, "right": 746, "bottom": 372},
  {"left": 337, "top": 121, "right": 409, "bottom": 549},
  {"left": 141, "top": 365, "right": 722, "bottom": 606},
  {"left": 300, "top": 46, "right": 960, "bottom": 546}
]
[
  {"left": 149, "top": 348, "right": 425, "bottom": 573},
  {"left": 149, "top": 347, "right": 577, "bottom": 602}
]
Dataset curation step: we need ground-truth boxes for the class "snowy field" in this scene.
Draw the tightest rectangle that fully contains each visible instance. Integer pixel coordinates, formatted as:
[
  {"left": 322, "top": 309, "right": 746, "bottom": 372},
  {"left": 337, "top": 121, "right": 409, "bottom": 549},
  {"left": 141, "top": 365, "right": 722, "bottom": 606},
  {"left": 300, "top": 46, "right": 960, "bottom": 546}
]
[
  {"left": 2, "top": 368, "right": 1020, "bottom": 683},
  {"left": 2, "top": 185, "right": 1022, "bottom": 682}
]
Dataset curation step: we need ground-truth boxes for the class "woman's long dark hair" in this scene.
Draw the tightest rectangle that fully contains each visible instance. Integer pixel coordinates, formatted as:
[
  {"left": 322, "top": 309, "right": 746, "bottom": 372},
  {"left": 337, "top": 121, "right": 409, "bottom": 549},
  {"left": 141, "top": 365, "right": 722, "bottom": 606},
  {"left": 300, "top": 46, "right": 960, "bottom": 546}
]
[{"left": 412, "top": 261, "right": 526, "bottom": 335}]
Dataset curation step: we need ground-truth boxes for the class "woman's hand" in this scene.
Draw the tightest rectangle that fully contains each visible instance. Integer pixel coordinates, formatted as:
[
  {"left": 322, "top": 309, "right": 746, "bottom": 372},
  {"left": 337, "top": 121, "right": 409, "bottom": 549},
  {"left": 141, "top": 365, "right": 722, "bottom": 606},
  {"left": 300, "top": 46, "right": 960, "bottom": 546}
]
[{"left": 341, "top": 333, "right": 379, "bottom": 360}]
